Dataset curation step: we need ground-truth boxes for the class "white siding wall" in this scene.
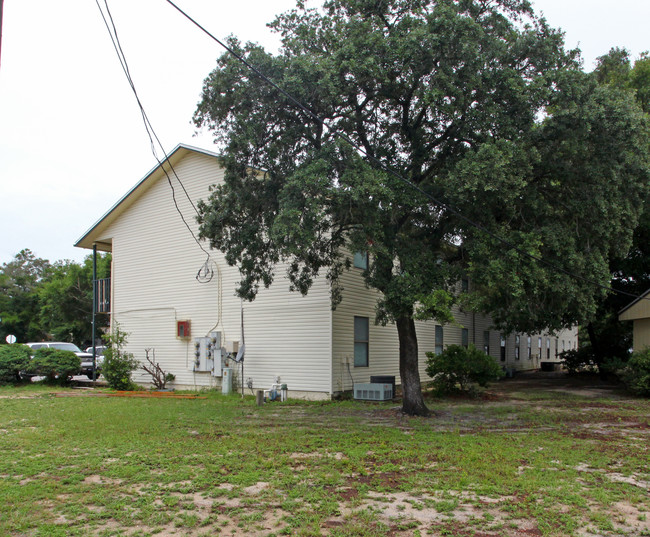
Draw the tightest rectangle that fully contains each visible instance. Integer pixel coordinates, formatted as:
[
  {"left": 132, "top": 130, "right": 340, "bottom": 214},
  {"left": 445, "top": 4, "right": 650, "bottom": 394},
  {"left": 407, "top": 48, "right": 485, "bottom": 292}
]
[
  {"left": 97, "top": 151, "right": 332, "bottom": 396},
  {"left": 331, "top": 259, "right": 579, "bottom": 394},
  {"left": 91, "top": 148, "right": 578, "bottom": 398},
  {"left": 331, "top": 258, "right": 439, "bottom": 392}
]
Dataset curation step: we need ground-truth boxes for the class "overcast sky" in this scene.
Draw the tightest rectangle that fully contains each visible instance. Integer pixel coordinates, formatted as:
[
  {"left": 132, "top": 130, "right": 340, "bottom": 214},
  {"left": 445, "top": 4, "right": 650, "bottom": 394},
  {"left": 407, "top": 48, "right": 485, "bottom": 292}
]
[{"left": 1, "top": 0, "right": 648, "bottom": 266}]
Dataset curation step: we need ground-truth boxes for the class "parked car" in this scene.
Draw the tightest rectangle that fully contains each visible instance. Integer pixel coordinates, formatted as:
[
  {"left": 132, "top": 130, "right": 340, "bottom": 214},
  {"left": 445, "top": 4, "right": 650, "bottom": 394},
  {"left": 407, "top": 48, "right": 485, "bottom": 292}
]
[
  {"left": 25, "top": 342, "right": 101, "bottom": 379},
  {"left": 85, "top": 345, "right": 108, "bottom": 358}
]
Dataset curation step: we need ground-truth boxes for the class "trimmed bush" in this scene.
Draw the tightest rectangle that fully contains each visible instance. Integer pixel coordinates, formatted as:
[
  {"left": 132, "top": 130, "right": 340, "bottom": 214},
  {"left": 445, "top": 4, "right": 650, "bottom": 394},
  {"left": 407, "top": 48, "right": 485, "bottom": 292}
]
[
  {"left": 28, "top": 348, "right": 80, "bottom": 384},
  {"left": 621, "top": 348, "right": 650, "bottom": 396},
  {"left": 102, "top": 325, "right": 139, "bottom": 390},
  {"left": 0, "top": 344, "right": 32, "bottom": 383},
  {"left": 561, "top": 348, "right": 598, "bottom": 375},
  {"left": 425, "top": 343, "right": 504, "bottom": 394}
]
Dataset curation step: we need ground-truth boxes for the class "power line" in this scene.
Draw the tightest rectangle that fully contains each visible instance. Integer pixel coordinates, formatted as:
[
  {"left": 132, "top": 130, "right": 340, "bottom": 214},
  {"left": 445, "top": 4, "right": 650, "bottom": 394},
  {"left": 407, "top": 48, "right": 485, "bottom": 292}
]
[
  {"left": 164, "top": 0, "right": 648, "bottom": 303},
  {"left": 95, "top": 0, "right": 213, "bottom": 283}
]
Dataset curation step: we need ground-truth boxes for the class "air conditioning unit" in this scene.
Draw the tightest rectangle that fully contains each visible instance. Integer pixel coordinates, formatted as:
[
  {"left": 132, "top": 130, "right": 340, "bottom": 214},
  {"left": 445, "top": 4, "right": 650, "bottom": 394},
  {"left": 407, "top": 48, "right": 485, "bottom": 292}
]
[{"left": 354, "top": 383, "right": 393, "bottom": 401}]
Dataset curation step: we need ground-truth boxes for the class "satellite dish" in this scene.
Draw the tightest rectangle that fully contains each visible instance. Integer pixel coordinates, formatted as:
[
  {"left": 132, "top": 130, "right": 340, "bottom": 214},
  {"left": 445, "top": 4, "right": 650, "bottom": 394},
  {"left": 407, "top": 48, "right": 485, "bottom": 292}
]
[
  {"left": 6, "top": 334, "right": 17, "bottom": 344},
  {"left": 235, "top": 343, "right": 245, "bottom": 362}
]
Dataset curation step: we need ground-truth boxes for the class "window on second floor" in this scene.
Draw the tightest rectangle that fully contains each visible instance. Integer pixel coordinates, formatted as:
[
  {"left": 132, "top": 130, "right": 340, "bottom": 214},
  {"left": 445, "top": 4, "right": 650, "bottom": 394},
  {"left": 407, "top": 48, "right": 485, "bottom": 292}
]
[{"left": 353, "top": 252, "right": 368, "bottom": 270}]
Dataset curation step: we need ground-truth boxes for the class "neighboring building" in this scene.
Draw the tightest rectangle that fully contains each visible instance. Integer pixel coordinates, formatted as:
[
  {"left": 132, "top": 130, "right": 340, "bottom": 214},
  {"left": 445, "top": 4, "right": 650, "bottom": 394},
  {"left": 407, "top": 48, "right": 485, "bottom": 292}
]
[
  {"left": 75, "top": 144, "right": 577, "bottom": 398},
  {"left": 619, "top": 289, "right": 650, "bottom": 353}
]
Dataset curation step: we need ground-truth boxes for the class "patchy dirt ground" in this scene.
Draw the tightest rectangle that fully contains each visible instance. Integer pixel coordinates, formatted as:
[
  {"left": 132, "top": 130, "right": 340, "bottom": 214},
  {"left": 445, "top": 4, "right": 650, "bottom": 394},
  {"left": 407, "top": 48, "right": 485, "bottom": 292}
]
[
  {"left": 3, "top": 372, "right": 649, "bottom": 537},
  {"left": 115, "top": 376, "right": 646, "bottom": 536}
]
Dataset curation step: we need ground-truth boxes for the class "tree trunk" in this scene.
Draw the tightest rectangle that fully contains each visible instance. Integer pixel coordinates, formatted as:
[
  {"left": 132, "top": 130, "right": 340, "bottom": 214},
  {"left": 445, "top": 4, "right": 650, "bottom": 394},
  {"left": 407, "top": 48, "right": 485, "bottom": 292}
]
[{"left": 396, "top": 315, "right": 430, "bottom": 416}]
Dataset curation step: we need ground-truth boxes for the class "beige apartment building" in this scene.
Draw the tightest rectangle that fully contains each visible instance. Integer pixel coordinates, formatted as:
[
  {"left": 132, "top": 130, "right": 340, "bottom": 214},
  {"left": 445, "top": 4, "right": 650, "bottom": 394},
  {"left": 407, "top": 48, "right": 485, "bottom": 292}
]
[{"left": 76, "top": 144, "right": 577, "bottom": 398}]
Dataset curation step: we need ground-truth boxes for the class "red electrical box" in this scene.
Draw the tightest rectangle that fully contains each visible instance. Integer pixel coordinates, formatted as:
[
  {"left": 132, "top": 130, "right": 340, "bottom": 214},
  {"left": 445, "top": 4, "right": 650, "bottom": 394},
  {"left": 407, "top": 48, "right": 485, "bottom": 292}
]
[{"left": 176, "top": 320, "right": 191, "bottom": 339}]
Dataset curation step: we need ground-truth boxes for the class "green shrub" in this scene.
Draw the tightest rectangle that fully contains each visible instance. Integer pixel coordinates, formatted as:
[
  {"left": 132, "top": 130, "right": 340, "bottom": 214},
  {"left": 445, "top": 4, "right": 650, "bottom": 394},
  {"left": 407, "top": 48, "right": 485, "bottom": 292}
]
[
  {"left": 28, "top": 348, "right": 80, "bottom": 384},
  {"left": 561, "top": 347, "right": 627, "bottom": 380},
  {"left": 102, "top": 325, "right": 139, "bottom": 390},
  {"left": 0, "top": 344, "right": 32, "bottom": 384},
  {"left": 561, "top": 347, "right": 598, "bottom": 375},
  {"left": 425, "top": 343, "right": 504, "bottom": 394},
  {"left": 621, "top": 348, "right": 650, "bottom": 396}
]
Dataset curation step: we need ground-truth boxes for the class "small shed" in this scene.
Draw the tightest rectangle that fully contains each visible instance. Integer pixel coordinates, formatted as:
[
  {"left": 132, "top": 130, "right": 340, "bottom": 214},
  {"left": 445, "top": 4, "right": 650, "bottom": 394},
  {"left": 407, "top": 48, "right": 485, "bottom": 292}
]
[{"left": 619, "top": 289, "right": 650, "bottom": 352}]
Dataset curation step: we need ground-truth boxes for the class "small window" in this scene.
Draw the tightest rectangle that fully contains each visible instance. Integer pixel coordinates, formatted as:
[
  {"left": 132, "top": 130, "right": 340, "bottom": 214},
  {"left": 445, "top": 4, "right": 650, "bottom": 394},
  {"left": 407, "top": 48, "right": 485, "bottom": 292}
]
[
  {"left": 435, "top": 325, "right": 443, "bottom": 355},
  {"left": 500, "top": 334, "right": 506, "bottom": 362},
  {"left": 461, "top": 278, "right": 469, "bottom": 292},
  {"left": 462, "top": 328, "right": 469, "bottom": 348},
  {"left": 353, "top": 252, "right": 368, "bottom": 270},
  {"left": 354, "top": 316, "right": 369, "bottom": 367},
  {"left": 483, "top": 330, "right": 490, "bottom": 355},
  {"left": 538, "top": 337, "right": 542, "bottom": 357},
  {"left": 546, "top": 338, "right": 551, "bottom": 360},
  {"left": 527, "top": 336, "right": 532, "bottom": 359},
  {"left": 515, "top": 335, "right": 520, "bottom": 360}
]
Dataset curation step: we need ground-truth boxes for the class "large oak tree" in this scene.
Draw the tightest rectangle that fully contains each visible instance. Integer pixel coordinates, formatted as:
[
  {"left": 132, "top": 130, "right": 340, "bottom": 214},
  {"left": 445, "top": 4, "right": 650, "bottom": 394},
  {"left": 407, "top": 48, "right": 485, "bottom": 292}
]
[{"left": 194, "top": 0, "right": 650, "bottom": 415}]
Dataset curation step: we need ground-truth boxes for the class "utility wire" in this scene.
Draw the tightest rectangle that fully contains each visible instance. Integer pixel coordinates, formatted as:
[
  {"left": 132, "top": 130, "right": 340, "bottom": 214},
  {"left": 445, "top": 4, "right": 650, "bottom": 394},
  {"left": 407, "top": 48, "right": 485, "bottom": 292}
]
[
  {"left": 96, "top": 0, "right": 213, "bottom": 283},
  {"left": 164, "top": 0, "right": 649, "bottom": 303}
]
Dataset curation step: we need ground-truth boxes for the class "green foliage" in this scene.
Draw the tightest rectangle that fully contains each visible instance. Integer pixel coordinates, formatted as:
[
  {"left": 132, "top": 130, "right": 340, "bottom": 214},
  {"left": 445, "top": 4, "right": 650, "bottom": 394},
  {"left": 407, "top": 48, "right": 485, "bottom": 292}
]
[
  {"left": 425, "top": 344, "right": 504, "bottom": 394},
  {"left": 102, "top": 324, "right": 139, "bottom": 390},
  {"left": 562, "top": 344, "right": 628, "bottom": 380},
  {"left": 594, "top": 47, "right": 632, "bottom": 88},
  {"left": 0, "top": 344, "right": 31, "bottom": 384},
  {"left": 194, "top": 0, "right": 650, "bottom": 415},
  {"left": 0, "top": 249, "right": 51, "bottom": 343},
  {"left": 621, "top": 348, "right": 650, "bottom": 396},
  {"left": 0, "top": 250, "right": 111, "bottom": 346},
  {"left": 413, "top": 289, "right": 455, "bottom": 324},
  {"left": 571, "top": 49, "right": 650, "bottom": 367},
  {"left": 595, "top": 47, "right": 650, "bottom": 113},
  {"left": 560, "top": 348, "right": 597, "bottom": 375},
  {"left": 38, "top": 254, "right": 111, "bottom": 345},
  {"left": 28, "top": 347, "right": 80, "bottom": 384},
  {"left": 460, "top": 78, "right": 650, "bottom": 334}
]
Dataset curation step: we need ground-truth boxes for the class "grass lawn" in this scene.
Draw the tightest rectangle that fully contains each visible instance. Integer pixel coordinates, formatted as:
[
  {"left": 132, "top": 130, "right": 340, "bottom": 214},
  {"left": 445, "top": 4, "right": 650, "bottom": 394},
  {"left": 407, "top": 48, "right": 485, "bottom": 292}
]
[{"left": 0, "top": 374, "right": 648, "bottom": 536}]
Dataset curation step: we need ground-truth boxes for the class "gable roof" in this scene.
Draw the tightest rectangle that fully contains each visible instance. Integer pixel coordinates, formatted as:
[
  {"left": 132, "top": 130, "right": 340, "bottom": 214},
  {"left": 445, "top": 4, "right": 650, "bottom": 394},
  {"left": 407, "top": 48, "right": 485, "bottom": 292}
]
[
  {"left": 74, "top": 143, "right": 222, "bottom": 251},
  {"left": 619, "top": 288, "right": 650, "bottom": 321}
]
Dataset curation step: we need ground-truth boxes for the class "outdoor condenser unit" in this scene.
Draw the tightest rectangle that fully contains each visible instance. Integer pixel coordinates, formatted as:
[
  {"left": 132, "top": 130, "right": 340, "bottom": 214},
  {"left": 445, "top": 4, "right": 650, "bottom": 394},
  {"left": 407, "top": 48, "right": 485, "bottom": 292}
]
[{"left": 353, "top": 383, "right": 393, "bottom": 401}]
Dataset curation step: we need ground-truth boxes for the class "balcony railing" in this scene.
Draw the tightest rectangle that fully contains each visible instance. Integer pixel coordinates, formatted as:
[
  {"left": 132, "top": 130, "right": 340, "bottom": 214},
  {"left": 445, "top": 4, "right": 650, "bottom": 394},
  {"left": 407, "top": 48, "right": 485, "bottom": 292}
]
[{"left": 94, "top": 278, "right": 111, "bottom": 313}]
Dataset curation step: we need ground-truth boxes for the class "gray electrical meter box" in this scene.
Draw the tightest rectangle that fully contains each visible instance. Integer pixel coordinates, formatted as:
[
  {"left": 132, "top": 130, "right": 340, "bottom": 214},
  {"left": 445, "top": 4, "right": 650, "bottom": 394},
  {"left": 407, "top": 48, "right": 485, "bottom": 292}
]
[{"left": 193, "top": 332, "right": 225, "bottom": 376}]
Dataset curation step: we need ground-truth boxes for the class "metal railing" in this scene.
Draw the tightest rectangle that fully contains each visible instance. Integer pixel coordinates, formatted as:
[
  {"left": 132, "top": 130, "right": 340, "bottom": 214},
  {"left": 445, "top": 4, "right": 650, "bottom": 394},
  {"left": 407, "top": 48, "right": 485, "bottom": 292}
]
[{"left": 94, "top": 278, "right": 111, "bottom": 313}]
